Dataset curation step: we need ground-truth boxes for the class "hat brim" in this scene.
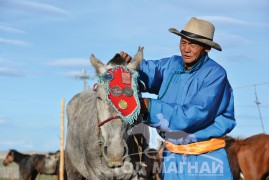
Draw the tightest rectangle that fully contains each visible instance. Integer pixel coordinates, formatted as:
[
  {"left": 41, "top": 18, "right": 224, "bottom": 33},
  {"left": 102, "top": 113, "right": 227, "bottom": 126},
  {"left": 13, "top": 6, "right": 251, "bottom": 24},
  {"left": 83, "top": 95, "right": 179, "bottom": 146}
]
[{"left": 168, "top": 28, "right": 222, "bottom": 51}]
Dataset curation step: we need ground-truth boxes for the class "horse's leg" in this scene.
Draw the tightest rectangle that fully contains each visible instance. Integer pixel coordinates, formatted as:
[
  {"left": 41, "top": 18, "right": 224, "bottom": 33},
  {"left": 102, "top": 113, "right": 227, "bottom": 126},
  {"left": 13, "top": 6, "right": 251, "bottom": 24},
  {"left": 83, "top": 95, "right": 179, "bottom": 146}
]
[
  {"left": 30, "top": 170, "right": 38, "bottom": 180},
  {"left": 65, "top": 151, "right": 85, "bottom": 180},
  {"left": 226, "top": 144, "right": 241, "bottom": 180},
  {"left": 19, "top": 166, "right": 31, "bottom": 180},
  {"left": 154, "top": 146, "right": 164, "bottom": 180}
]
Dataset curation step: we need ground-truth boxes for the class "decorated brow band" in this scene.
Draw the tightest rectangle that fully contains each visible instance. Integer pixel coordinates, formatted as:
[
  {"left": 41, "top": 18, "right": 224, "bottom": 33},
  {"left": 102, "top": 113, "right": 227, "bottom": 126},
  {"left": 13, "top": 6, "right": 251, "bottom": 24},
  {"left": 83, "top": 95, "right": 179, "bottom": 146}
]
[
  {"left": 98, "top": 66, "right": 138, "bottom": 83},
  {"left": 97, "top": 66, "right": 141, "bottom": 124}
]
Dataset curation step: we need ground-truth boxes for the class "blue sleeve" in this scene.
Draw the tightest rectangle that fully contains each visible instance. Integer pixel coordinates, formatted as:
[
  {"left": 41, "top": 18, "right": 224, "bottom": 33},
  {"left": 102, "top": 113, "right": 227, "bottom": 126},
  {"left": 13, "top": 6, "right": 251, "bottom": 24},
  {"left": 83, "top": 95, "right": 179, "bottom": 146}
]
[
  {"left": 194, "top": 115, "right": 236, "bottom": 141},
  {"left": 193, "top": 88, "right": 236, "bottom": 140},
  {"left": 147, "top": 66, "right": 235, "bottom": 134},
  {"left": 138, "top": 57, "right": 175, "bottom": 95}
]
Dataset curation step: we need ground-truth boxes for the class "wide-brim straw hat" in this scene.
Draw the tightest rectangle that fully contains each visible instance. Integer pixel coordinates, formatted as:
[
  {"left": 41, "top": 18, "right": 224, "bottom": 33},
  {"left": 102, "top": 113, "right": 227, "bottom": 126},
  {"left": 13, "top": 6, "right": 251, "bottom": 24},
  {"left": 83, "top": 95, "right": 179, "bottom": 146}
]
[{"left": 169, "top": 17, "right": 222, "bottom": 51}]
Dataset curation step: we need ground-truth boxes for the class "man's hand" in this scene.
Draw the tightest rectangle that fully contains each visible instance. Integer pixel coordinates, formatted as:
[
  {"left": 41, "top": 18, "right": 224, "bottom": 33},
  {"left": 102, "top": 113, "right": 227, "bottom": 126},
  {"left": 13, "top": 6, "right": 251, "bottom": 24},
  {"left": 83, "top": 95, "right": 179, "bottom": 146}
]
[
  {"left": 139, "top": 98, "right": 149, "bottom": 114},
  {"left": 120, "top": 51, "right": 132, "bottom": 63}
]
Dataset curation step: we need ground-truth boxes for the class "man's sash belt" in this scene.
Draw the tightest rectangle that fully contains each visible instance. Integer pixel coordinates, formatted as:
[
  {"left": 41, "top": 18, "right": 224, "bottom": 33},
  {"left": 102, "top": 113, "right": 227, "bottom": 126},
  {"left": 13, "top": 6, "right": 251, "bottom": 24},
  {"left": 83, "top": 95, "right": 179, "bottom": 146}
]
[{"left": 165, "top": 137, "right": 226, "bottom": 155}]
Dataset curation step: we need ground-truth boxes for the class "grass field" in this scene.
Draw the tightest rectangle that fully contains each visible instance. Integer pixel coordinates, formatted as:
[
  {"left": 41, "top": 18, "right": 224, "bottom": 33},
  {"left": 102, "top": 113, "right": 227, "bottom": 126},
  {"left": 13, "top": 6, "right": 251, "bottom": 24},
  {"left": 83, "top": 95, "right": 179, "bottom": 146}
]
[{"left": 0, "top": 175, "right": 57, "bottom": 180}]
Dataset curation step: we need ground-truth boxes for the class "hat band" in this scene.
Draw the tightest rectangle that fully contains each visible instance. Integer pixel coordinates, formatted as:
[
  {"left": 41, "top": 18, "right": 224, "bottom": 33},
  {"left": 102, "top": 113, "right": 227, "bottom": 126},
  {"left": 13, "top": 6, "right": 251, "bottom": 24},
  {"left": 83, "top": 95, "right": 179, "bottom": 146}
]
[{"left": 181, "top": 30, "right": 213, "bottom": 41}]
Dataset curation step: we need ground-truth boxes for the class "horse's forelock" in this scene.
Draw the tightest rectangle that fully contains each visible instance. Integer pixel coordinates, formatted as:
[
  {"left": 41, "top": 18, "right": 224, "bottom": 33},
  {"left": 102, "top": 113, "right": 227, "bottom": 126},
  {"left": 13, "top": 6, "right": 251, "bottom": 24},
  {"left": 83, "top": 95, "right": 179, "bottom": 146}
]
[
  {"left": 107, "top": 54, "right": 128, "bottom": 66},
  {"left": 8, "top": 149, "right": 17, "bottom": 156}
]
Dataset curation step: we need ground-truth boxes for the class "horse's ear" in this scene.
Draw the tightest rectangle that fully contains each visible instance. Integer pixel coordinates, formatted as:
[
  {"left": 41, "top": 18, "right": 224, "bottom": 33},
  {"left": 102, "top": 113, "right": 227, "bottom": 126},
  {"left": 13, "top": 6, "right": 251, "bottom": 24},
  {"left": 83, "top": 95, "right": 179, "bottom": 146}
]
[
  {"left": 90, "top": 54, "right": 106, "bottom": 75},
  {"left": 126, "top": 47, "right": 144, "bottom": 70}
]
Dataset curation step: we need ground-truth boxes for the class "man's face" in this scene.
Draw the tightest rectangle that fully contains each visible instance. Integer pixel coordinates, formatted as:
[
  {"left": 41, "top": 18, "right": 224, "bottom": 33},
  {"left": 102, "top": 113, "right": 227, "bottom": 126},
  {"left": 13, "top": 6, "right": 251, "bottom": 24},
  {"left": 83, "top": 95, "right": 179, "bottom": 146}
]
[{"left": 180, "top": 38, "right": 208, "bottom": 65}]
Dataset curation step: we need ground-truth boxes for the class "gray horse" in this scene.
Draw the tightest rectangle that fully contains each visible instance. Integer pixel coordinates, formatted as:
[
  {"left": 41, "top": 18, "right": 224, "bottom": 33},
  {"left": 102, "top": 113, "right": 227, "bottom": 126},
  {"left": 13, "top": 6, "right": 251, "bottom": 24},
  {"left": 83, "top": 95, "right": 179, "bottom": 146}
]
[{"left": 65, "top": 47, "right": 144, "bottom": 179}]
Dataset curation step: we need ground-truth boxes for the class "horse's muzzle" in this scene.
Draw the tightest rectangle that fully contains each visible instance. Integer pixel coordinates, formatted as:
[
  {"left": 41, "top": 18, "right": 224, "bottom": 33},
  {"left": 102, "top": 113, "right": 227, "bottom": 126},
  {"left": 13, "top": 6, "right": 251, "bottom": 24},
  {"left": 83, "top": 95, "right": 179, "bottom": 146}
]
[
  {"left": 103, "top": 143, "right": 129, "bottom": 168},
  {"left": 3, "top": 160, "right": 9, "bottom": 166},
  {"left": 108, "top": 159, "right": 124, "bottom": 168}
]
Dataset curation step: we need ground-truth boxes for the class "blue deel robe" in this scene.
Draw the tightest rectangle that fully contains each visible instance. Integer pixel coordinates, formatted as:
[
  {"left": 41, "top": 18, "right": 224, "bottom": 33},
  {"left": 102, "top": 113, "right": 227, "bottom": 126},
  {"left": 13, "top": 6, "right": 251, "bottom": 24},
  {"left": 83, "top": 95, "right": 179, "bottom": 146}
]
[{"left": 139, "top": 54, "right": 236, "bottom": 179}]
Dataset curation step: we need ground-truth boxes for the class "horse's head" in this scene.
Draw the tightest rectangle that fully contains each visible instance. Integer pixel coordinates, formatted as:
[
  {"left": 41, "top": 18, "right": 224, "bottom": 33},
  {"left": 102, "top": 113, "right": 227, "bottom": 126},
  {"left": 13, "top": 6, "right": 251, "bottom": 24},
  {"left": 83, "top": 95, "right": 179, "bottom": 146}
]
[
  {"left": 44, "top": 151, "right": 60, "bottom": 174},
  {"left": 90, "top": 47, "right": 143, "bottom": 168},
  {"left": 3, "top": 149, "right": 15, "bottom": 166}
]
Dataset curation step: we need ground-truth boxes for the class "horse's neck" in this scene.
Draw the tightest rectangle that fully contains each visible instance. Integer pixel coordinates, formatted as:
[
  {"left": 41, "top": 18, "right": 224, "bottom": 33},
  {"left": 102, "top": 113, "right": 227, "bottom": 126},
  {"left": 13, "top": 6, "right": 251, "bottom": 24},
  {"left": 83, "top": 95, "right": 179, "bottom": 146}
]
[
  {"left": 225, "top": 137, "right": 235, "bottom": 149},
  {"left": 13, "top": 151, "right": 30, "bottom": 164}
]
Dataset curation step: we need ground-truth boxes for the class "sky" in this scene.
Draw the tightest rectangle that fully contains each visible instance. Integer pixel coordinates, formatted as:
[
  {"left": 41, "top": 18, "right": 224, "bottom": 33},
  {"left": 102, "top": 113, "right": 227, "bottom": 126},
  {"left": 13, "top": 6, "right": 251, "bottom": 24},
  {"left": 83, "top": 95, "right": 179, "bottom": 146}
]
[{"left": 0, "top": 0, "right": 269, "bottom": 152}]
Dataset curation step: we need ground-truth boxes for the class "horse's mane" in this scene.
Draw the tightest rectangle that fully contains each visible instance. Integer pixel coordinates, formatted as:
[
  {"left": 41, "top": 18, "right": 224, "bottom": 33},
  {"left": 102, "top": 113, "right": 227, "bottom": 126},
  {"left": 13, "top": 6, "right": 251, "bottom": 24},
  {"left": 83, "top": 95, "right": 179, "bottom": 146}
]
[
  {"left": 7, "top": 149, "right": 31, "bottom": 165},
  {"left": 225, "top": 136, "right": 245, "bottom": 152},
  {"left": 9, "top": 149, "right": 29, "bottom": 156},
  {"left": 107, "top": 54, "right": 128, "bottom": 66},
  {"left": 225, "top": 136, "right": 244, "bottom": 180}
]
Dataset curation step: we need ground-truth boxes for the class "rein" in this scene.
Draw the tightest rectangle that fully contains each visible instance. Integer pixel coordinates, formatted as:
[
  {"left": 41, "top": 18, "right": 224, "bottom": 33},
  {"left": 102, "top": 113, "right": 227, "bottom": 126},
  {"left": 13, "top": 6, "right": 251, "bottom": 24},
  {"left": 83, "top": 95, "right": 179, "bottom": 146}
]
[{"left": 98, "top": 116, "right": 121, "bottom": 127}]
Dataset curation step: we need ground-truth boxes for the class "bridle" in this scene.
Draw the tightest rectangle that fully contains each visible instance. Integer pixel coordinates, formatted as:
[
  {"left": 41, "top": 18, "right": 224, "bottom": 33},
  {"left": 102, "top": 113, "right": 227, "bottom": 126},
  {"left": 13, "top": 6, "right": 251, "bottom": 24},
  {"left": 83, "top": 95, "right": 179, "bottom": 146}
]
[
  {"left": 96, "top": 114, "right": 144, "bottom": 167},
  {"left": 97, "top": 116, "right": 120, "bottom": 127},
  {"left": 93, "top": 65, "right": 144, "bottom": 167}
]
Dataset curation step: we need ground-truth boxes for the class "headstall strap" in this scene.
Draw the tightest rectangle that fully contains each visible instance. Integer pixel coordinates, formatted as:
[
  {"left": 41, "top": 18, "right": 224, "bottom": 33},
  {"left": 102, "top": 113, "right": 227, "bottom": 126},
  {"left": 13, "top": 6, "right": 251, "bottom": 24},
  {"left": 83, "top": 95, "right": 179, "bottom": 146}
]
[
  {"left": 98, "top": 116, "right": 121, "bottom": 127},
  {"left": 92, "top": 83, "right": 98, "bottom": 91}
]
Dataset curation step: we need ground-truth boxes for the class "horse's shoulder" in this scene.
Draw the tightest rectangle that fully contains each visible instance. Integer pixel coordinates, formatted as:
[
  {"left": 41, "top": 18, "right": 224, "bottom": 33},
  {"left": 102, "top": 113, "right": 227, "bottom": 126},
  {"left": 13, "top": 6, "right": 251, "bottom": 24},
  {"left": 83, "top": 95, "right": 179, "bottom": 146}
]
[{"left": 30, "top": 154, "right": 45, "bottom": 164}]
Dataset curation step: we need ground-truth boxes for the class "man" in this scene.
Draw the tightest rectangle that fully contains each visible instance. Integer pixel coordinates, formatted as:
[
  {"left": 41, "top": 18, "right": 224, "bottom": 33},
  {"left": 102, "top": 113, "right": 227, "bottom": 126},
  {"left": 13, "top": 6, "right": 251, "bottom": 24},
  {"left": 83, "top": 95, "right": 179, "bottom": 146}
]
[{"left": 122, "top": 17, "right": 236, "bottom": 179}]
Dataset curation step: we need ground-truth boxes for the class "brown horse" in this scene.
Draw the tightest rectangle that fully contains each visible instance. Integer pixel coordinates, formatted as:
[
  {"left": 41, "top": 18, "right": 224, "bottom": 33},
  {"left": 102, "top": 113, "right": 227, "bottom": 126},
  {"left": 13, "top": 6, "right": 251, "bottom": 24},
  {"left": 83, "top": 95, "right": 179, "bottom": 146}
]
[
  {"left": 225, "top": 133, "right": 269, "bottom": 180},
  {"left": 3, "top": 149, "right": 63, "bottom": 180}
]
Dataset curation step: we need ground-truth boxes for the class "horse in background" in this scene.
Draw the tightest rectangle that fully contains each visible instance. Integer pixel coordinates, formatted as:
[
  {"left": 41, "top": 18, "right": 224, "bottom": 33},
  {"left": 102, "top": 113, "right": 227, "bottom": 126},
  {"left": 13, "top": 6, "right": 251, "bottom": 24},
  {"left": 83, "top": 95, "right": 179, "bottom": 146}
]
[
  {"left": 225, "top": 133, "right": 269, "bottom": 180},
  {"left": 3, "top": 149, "right": 64, "bottom": 180},
  {"left": 3, "top": 149, "right": 32, "bottom": 179}
]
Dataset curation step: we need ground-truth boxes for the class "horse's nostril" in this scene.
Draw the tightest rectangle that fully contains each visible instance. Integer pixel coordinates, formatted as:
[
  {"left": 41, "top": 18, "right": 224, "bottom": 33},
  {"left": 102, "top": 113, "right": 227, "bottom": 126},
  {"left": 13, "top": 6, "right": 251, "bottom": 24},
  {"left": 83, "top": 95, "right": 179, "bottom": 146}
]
[
  {"left": 3, "top": 161, "right": 7, "bottom": 166},
  {"left": 104, "top": 146, "right": 108, "bottom": 156},
  {"left": 123, "top": 146, "right": 128, "bottom": 157}
]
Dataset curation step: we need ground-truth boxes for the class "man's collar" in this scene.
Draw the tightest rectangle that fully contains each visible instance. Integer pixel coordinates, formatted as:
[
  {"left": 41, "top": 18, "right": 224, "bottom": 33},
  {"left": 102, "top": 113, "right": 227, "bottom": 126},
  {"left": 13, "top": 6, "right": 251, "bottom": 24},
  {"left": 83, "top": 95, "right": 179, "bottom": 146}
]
[{"left": 179, "top": 54, "right": 208, "bottom": 74}]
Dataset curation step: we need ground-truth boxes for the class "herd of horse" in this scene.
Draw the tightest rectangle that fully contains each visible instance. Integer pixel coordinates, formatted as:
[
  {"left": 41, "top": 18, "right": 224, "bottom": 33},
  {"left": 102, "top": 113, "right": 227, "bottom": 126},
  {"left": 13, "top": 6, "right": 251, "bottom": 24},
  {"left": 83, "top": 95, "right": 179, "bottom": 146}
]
[
  {"left": 2, "top": 48, "right": 269, "bottom": 179},
  {"left": 2, "top": 149, "right": 66, "bottom": 179}
]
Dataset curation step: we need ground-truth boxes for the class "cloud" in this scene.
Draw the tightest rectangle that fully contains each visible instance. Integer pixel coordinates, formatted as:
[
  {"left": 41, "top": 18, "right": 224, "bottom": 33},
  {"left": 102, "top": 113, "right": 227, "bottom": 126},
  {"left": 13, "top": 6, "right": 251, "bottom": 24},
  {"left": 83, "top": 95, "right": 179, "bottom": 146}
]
[
  {"left": 0, "top": 59, "right": 26, "bottom": 77},
  {"left": 0, "top": 140, "right": 33, "bottom": 149},
  {"left": 38, "top": 58, "right": 96, "bottom": 79},
  {"left": 0, "top": 117, "right": 9, "bottom": 125},
  {"left": 215, "top": 33, "right": 249, "bottom": 48},
  {"left": 0, "top": 67, "right": 26, "bottom": 77},
  {"left": 1, "top": 0, "right": 71, "bottom": 18},
  {"left": 0, "top": 37, "right": 30, "bottom": 47},
  {"left": 44, "top": 58, "right": 90, "bottom": 68},
  {"left": 64, "top": 70, "right": 96, "bottom": 79},
  {"left": 199, "top": 16, "right": 250, "bottom": 25},
  {"left": 0, "top": 24, "right": 25, "bottom": 34},
  {"left": 198, "top": 16, "right": 269, "bottom": 28}
]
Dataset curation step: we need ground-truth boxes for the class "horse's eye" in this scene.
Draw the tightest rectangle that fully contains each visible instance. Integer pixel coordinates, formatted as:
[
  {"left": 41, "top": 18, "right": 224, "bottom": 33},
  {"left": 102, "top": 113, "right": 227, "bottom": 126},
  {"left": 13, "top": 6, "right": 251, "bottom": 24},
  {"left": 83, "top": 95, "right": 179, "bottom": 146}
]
[{"left": 102, "top": 73, "right": 114, "bottom": 82}]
